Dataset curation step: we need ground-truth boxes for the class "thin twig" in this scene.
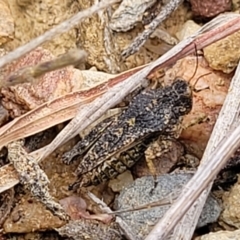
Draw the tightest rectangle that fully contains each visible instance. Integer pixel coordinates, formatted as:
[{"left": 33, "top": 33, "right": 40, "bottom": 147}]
[
  {"left": 3, "top": 49, "right": 87, "bottom": 86},
  {"left": 145, "top": 44, "right": 240, "bottom": 240},
  {"left": 122, "top": 0, "right": 183, "bottom": 58},
  {"left": 108, "top": 191, "right": 180, "bottom": 215},
  {"left": 0, "top": 0, "right": 120, "bottom": 69}
]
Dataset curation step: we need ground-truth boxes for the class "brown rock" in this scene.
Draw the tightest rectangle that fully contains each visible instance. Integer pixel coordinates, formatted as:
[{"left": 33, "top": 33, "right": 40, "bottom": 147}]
[
  {"left": 220, "top": 175, "right": 240, "bottom": 228},
  {"left": 190, "top": 0, "right": 232, "bottom": 18},
  {"left": 5, "top": 0, "right": 79, "bottom": 56},
  {"left": 0, "top": 47, "right": 84, "bottom": 117},
  {"left": 196, "top": 229, "right": 240, "bottom": 240},
  {"left": 204, "top": 31, "right": 240, "bottom": 73},
  {"left": 108, "top": 170, "right": 134, "bottom": 192},
  {"left": 0, "top": 0, "right": 14, "bottom": 44},
  {"left": 3, "top": 197, "right": 64, "bottom": 233},
  {"left": 59, "top": 196, "right": 112, "bottom": 223}
]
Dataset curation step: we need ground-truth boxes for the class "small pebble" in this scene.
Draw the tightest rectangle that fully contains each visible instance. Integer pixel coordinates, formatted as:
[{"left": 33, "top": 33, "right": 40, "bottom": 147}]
[
  {"left": 108, "top": 170, "right": 134, "bottom": 192},
  {"left": 190, "top": 0, "right": 232, "bottom": 18},
  {"left": 204, "top": 30, "right": 240, "bottom": 73}
]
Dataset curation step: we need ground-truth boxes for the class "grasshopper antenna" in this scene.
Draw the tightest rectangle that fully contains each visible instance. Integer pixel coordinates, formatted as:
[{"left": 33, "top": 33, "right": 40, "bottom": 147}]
[
  {"left": 189, "top": 43, "right": 199, "bottom": 86},
  {"left": 189, "top": 43, "right": 212, "bottom": 91}
]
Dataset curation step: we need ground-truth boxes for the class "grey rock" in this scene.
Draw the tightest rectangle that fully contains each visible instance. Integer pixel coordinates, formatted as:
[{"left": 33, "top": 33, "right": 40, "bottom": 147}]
[{"left": 115, "top": 173, "right": 221, "bottom": 240}]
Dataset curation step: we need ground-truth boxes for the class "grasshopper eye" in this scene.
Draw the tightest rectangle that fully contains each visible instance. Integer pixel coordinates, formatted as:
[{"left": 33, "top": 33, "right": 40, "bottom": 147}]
[{"left": 172, "top": 79, "right": 192, "bottom": 98}]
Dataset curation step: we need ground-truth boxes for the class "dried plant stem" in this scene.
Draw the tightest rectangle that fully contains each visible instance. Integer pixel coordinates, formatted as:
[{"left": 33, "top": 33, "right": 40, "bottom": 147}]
[
  {"left": 122, "top": 0, "right": 183, "bottom": 58},
  {"left": 0, "top": 0, "right": 119, "bottom": 69},
  {"left": 109, "top": 191, "right": 180, "bottom": 215},
  {"left": 145, "top": 45, "right": 240, "bottom": 240},
  {"left": 4, "top": 49, "right": 87, "bottom": 86}
]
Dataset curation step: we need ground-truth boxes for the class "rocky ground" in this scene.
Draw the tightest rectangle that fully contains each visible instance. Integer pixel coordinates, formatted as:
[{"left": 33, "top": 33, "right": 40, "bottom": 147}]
[{"left": 0, "top": 0, "right": 239, "bottom": 239}]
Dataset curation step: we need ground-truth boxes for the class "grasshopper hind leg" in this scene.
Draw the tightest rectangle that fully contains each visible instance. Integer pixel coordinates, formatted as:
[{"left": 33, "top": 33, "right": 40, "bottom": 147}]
[{"left": 61, "top": 116, "right": 115, "bottom": 165}]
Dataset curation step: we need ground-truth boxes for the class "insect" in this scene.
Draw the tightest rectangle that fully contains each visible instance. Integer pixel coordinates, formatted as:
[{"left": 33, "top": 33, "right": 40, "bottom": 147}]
[{"left": 62, "top": 78, "right": 193, "bottom": 189}]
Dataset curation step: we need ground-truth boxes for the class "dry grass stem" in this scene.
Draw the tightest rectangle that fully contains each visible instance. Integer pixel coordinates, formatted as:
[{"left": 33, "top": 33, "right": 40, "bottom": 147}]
[{"left": 4, "top": 49, "right": 87, "bottom": 86}]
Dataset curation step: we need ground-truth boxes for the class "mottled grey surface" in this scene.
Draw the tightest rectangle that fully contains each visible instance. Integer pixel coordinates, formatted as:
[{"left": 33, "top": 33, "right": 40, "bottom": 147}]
[
  {"left": 115, "top": 173, "right": 222, "bottom": 240},
  {"left": 57, "top": 219, "right": 122, "bottom": 240}
]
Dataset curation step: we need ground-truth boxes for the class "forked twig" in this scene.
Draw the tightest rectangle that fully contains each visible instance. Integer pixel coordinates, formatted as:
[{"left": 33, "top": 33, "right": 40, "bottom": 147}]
[{"left": 145, "top": 31, "right": 240, "bottom": 240}]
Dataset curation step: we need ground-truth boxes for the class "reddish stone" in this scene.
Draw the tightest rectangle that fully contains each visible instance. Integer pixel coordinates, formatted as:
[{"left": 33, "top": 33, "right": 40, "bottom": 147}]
[{"left": 190, "top": 0, "right": 232, "bottom": 18}]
